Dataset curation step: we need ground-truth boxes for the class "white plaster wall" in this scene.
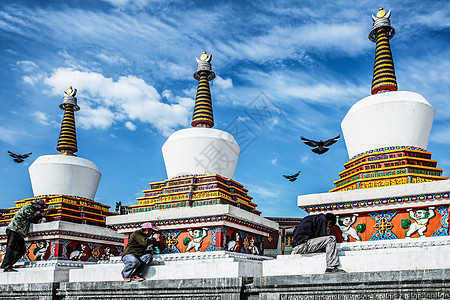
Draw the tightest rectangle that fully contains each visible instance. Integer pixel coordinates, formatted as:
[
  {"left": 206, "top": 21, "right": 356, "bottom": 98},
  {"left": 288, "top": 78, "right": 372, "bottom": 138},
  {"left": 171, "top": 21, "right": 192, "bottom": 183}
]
[
  {"left": 29, "top": 155, "right": 101, "bottom": 200},
  {"left": 69, "top": 252, "right": 266, "bottom": 282},
  {"left": 263, "top": 237, "right": 450, "bottom": 276},
  {"left": 341, "top": 91, "right": 434, "bottom": 159},
  {"left": 162, "top": 127, "right": 240, "bottom": 179}
]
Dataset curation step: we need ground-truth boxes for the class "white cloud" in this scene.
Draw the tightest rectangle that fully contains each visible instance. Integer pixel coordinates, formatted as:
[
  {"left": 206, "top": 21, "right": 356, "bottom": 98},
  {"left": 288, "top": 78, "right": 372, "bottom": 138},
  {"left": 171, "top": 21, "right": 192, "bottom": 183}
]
[
  {"left": 271, "top": 156, "right": 278, "bottom": 165},
  {"left": 214, "top": 76, "right": 233, "bottom": 90},
  {"left": 236, "top": 116, "right": 250, "bottom": 122},
  {"left": 96, "top": 53, "right": 128, "bottom": 65},
  {"left": 162, "top": 89, "right": 172, "bottom": 99},
  {"left": 0, "top": 126, "right": 29, "bottom": 145},
  {"left": 33, "top": 111, "right": 58, "bottom": 127},
  {"left": 410, "top": 10, "right": 450, "bottom": 29},
  {"left": 42, "top": 68, "right": 191, "bottom": 135},
  {"left": 245, "top": 183, "right": 279, "bottom": 198},
  {"left": 102, "top": 0, "right": 153, "bottom": 9},
  {"left": 300, "top": 154, "right": 310, "bottom": 164},
  {"left": 430, "top": 126, "right": 450, "bottom": 145},
  {"left": 217, "top": 22, "right": 369, "bottom": 63},
  {"left": 125, "top": 121, "right": 136, "bottom": 131},
  {"left": 17, "top": 60, "right": 38, "bottom": 72},
  {"left": 17, "top": 60, "right": 45, "bottom": 86},
  {"left": 77, "top": 105, "right": 116, "bottom": 130}
]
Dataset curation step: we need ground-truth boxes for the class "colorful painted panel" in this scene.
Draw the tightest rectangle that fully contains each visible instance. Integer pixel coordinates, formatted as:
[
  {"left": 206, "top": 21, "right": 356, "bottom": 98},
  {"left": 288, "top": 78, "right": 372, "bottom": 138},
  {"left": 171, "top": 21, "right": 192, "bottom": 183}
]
[
  {"left": 27, "top": 240, "right": 52, "bottom": 261},
  {"left": 158, "top": 227, "right": 265, "bottom": 255},
  {"left": 332, "top": 205, "right": 449, "bottom": 242}
]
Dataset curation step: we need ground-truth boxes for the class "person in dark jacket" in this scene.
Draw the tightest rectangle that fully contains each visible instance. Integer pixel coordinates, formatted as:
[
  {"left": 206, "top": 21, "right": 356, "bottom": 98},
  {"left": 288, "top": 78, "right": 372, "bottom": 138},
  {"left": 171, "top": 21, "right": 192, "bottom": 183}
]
[
  {"left": 121, "top": 222, "right": 160, "bottom": 281},
  {"left": 291, "top": 213, "right": 345, "bottom": 273},
  {"left": 1, "top": 199, "right": 46, "bottom": 272}
]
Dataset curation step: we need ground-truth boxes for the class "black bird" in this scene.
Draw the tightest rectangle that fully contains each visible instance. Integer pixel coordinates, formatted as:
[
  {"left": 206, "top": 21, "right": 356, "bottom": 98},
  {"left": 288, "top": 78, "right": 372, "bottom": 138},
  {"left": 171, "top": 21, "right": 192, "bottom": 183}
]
[
  {"left": 8, "top": 151, "right": 32, "bottom": 163},
  {"left": 283, "top": 171, "right": 301, "bottom": 182},
  {"left": 300, "top": 134, "right": 340, "bottom": 155}
]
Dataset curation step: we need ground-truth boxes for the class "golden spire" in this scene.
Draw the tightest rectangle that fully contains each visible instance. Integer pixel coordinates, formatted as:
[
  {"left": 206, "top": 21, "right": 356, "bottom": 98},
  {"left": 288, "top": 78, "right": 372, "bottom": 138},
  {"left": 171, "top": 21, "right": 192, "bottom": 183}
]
[
  {"left": 192, "top": 51, "right": 215, "bottom": 128},
  {"left": 56, "top": 86, "right": 80, "bottom": 155},
  {"left": 369, "top": 8, "right": 398, "bottom": 94}
]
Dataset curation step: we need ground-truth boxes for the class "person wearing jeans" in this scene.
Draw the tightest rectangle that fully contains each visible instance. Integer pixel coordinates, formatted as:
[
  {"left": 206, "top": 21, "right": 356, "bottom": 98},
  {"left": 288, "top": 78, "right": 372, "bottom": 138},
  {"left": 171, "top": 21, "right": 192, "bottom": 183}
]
[
  {"left": 291, "top": 213, "right": 345, "bottom": 273},
  {"left": 121, "top": 222, "right": 160, "bottom": 281}
]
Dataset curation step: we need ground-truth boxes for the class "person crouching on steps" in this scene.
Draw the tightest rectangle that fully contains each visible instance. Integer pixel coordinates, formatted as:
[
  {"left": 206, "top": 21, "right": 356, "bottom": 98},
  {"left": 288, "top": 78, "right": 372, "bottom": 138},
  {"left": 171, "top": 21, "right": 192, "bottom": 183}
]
[
  {"left": 291, "top": 213, "right": 345, "bottom": 273},
  {"left": 121, "top": 222, "right": 160, "bottom": 281}
]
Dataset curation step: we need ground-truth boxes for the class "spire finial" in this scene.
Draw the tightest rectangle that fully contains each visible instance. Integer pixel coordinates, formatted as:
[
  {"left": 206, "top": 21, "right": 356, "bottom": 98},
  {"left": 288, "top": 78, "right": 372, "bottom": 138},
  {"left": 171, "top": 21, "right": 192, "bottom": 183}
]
[
  {"left": 376, "top": 7, "right": 386, "bottom": 18},
  {"left": 369, "top": 8, "right": 398, "bottom": 94},
  {"left": 191, "top": 51, "right": 215, "bottom": 128},
  {"left": 56, "top": 86, "right": 79, "bottom": 155}
]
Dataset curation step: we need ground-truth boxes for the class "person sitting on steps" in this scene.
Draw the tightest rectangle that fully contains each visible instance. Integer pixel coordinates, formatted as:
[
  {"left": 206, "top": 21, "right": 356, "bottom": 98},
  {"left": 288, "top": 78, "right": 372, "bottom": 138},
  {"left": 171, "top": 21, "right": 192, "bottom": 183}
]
[
  {"left": 121, "top": 222, "right": 160, "bottom": 281},
  {"left": 291, "top": 213, "right": 346, "bottom": 273}
]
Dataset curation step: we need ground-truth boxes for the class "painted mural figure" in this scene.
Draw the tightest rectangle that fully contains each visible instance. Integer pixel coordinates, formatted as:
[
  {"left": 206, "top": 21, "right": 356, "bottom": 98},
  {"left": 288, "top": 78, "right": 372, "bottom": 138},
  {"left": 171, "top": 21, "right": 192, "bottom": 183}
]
[
  {"left": 69, "top": 243, "right": 88, "bottom": 260},
  {"left": 405, "top": 207, "right": 435, "bottom": 238},
  {"left": 101, "top": 246, "right": 112, "bottom": 260},
  {"left": 185, "top": 228, "right": 208, "bottom": 252},
  {"left": 34, "top": 240, "right": 50, "bottom": 260},
  {"left": 0, "top": 244, "right": 6, "bottom": 261},
  {"left": 336, "top": 214, "right": 361, "bottom": 242},
  {"left": 227, "top": 232, "right": 240, "bottom": 251},
  {"left": 248, "top": 237, "right": 259, "bottom": 255}
]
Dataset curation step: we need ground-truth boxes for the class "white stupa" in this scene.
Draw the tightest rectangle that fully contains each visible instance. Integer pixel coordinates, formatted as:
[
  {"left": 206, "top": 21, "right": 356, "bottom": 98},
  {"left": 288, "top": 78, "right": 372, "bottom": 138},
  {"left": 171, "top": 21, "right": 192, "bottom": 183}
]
[
  {"left": 341, "top": 8, "right": 434, "bottom": 159},
  {"left": 28, "top": 87, "right": 101, "bottom": 200},
  {"left": 162, "top": 52, "right": 240, "bottom": 179}
]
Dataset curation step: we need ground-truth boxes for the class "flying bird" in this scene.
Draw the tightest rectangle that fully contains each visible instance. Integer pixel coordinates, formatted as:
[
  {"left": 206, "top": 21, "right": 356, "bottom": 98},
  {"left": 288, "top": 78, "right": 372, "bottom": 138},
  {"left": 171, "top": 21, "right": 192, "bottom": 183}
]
[
  {"left": 283, "top": 171, "right": 301, "bottom": 182},
  {"left": 300, "top": 135, "right": 340, "bottom": 155},
  {"left": 8, "top": 151, "right": 32, "bottom": 163}
]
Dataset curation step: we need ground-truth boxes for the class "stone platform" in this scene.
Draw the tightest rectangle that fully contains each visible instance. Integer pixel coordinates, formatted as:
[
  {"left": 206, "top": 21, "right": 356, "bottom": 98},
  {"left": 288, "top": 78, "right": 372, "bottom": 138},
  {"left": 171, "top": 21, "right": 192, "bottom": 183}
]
[
  {"left": 0, "top": 260, "right": 84, "bottom": 284},
  {"left": 263, "top": 236, "right": 450, "bottom": 276},
  {"left": 70, "top": 251, "right": 269, "bottom": 282},
  {"left": 1, "top": 269, "right": 450, "bottom": 299}
]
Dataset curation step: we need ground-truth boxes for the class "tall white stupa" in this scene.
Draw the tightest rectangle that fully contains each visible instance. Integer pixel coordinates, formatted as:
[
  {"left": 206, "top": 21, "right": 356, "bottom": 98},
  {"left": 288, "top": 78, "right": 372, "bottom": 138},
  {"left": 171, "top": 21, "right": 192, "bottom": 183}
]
[
  {"left": 162, "top": 51, "right": 240, "bottom": 179},
  {"left": 29, "top": 87, "right": 101, "bottom": 200},
  {"left": 107, "top": 52, "right": 278, "bottom": 265},
  {"left": 0, "top": 87, "right": 123, "bottom": 267},
  {"left": 341, "top": 8, "right": 434, "bottom": 160},
  {"left": 297, "top": 8, "right": 449, "bottom": 245}
]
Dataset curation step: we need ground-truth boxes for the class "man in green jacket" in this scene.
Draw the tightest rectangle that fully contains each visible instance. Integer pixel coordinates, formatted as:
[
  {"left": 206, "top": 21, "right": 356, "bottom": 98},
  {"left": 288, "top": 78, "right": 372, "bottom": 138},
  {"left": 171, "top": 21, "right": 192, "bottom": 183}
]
[
  {"left": 121, "top": 222, "right": 160, "bottom": 281},
  {"left": 1, "top": 199, "right": 46, "bottom": 272}
]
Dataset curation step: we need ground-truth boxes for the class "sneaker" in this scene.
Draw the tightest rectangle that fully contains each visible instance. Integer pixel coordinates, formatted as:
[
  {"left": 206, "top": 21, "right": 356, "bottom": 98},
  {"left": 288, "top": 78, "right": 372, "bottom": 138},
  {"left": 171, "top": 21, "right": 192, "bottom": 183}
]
[
  {"left": 133, "top": 275, "right": 144, "bottom": 282},
  {"left": 3, "top": 268, "right": 18, "bottom": 272},
  {"left": 325, "top": 267, "right": 346, "bottom": 273},
  {"left": 121, "top": 271, "right": 132, "bottom": 281}
]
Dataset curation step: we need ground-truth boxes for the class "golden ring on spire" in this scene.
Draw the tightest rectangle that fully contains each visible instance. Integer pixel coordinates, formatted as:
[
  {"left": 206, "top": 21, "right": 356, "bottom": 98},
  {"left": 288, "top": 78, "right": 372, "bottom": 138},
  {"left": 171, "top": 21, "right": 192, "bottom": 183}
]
[
  {"left": 200, "top": 51, "right": 208, "bottom": 61},
  {"left": 377, "top": 7, "right": 386, "bottom": 18}
]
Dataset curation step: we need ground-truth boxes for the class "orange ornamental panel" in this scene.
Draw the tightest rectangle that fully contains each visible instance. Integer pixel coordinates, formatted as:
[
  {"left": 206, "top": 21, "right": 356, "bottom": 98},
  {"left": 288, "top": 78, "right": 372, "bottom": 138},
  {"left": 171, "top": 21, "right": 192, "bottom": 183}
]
[
  {"left": 333, "top": 205, "right": 448, "bottom": 242},
  {"left": 179, "top": 228, "right": 212, "bottom": 252}
]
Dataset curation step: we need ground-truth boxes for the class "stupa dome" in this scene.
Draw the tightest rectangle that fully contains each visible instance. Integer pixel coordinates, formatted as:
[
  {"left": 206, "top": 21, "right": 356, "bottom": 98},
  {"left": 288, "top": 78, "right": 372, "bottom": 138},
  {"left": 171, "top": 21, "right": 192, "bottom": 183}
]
[
  {"left": 162, "top": 127, "right": 240, "bottom": 179},
  {"left": 341, "top": 91, "right": 434, "bottom": 159},
  {"left": 29, "top": 155, "right": 101, "bottom": 200}
]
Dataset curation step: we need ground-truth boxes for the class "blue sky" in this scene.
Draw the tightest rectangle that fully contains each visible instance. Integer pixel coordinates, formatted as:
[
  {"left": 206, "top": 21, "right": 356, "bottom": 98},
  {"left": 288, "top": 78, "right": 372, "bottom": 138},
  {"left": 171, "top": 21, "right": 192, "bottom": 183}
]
[{"left": 0, "top": 0, "right": 449, "bottom": 218}]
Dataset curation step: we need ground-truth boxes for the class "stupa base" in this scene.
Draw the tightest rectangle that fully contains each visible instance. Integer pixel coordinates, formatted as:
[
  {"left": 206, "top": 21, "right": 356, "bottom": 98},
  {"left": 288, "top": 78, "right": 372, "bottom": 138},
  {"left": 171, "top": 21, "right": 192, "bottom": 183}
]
[
  {"left": 69, "top": 251, "right": 270, "bottom": 282},
  {"left": 263, "top": 236, "right": 450, "bottom": 276}
]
